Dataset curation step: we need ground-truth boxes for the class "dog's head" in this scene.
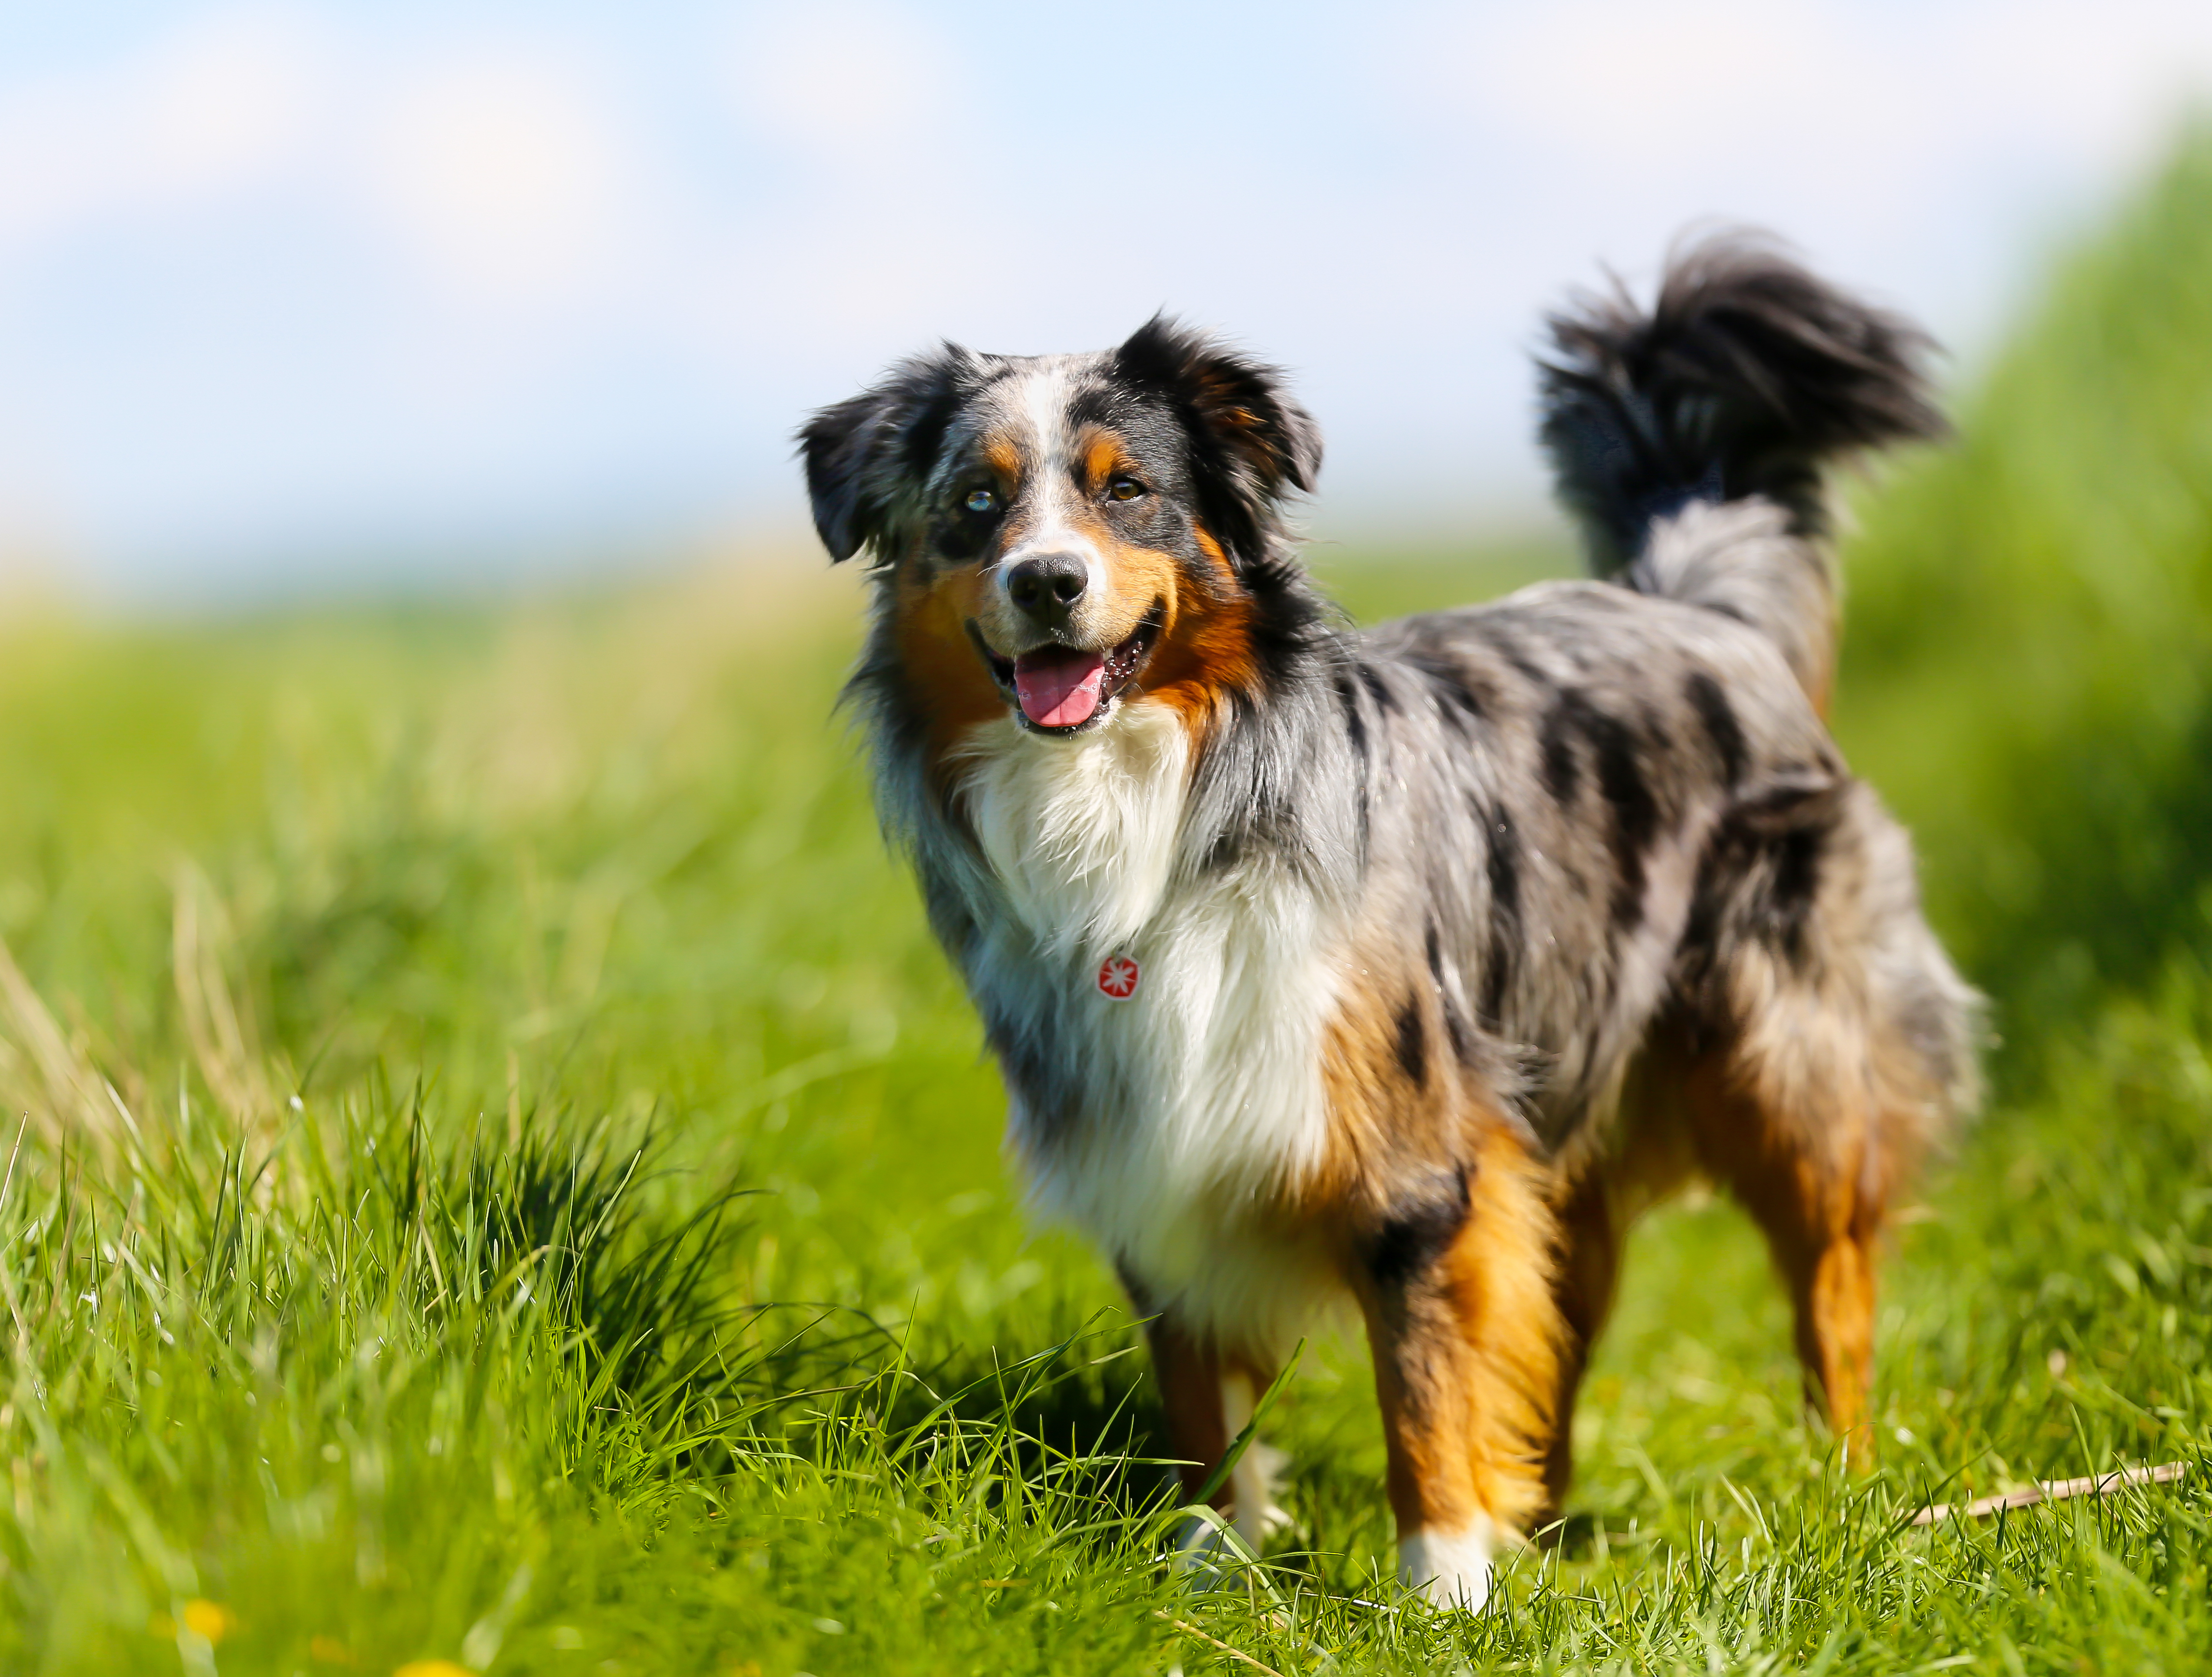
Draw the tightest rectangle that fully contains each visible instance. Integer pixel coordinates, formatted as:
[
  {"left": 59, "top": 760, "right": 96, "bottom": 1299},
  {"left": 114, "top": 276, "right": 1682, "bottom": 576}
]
[{"left": 800, "top": 317, "right": 1321, "bottom": 740}]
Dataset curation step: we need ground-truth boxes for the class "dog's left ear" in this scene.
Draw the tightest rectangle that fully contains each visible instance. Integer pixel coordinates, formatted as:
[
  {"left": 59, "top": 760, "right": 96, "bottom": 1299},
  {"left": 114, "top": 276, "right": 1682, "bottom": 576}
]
[
  {"left": 799, "top": 346, "right": 974, "bottom": 563},
  {"left": 1115, "top": 320, "right": 1318, "bottom": 564},
  {"left": 1113, "top": 314, "right": 1323, "bottom": 563}
]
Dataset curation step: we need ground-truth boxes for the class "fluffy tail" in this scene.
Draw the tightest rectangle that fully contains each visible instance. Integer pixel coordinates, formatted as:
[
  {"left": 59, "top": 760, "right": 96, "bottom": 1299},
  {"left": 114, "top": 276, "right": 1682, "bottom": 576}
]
[{"left": 1536, "top": 231, "right": 1944, "bottom": 707}]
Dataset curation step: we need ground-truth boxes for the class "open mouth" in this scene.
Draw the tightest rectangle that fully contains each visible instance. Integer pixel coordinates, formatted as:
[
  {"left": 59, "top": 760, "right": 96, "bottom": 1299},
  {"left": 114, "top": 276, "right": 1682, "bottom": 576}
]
[{"left": 970, "top": 603, "right": 1164, "bottom": 733}]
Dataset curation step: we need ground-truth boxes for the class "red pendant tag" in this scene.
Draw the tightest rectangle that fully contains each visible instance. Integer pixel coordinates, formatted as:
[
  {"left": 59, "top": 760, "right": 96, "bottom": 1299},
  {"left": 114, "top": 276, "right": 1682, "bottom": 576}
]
[{"left": 1097, "top": 954, "right": 1141, "bottom": 1000}]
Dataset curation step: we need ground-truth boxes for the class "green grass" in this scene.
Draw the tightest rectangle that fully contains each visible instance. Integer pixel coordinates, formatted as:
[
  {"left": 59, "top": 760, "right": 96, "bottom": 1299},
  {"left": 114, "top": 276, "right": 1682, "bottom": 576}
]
[
  {"left": 5, "top": 140, "right": 2212, "bottom": 1673},
  {"left": 1835, "top": 126, "right": 2212, "bottom": 1045}
]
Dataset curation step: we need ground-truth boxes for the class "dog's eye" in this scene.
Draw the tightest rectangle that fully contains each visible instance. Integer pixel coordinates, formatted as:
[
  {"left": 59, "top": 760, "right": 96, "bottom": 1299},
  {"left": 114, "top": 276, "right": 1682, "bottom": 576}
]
[
  {"left": 963, "top": 487, "right": 997, "bottom": 514},
  {"left": 1106, "top": 477, "right": 1146, "bottom": 503}
]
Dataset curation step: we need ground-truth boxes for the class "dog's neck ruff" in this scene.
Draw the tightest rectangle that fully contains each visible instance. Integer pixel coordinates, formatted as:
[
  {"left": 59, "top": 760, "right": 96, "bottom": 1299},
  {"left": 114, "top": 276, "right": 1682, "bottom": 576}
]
[
  {"left": 952, "top": 699, "right": 1190, "bottom": 959},
  {"left": 946, "top": 695, "right": 1347, "bottom": 1347}
]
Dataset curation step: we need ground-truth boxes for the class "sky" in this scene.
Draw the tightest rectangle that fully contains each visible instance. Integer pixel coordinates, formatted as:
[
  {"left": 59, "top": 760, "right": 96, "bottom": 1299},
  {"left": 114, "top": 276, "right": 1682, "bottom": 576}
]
[{"left": 1, "top": 1, "right": 2210, "bottom": 603}]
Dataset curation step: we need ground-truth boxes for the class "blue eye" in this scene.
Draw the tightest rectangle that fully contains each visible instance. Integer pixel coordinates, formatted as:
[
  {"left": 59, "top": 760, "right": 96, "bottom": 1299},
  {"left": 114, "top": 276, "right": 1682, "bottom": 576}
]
[{"left": 964, "top": 488, "right": 997, "bottom": 514}]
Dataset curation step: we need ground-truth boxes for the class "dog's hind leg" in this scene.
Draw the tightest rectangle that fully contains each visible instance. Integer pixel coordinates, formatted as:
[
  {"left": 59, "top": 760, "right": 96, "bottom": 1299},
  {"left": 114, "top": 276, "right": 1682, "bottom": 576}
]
[
  {"left": 1540, "top": 1041, "right": 1713, "bottom": 1523},
  {"left": 1355, "top": 1123, "right": 1561, "bottom": 1608},
  {"left": 1679, "top": 1050, "right": 1886, "bottom": 1456},
  {"left": 1680, "top": 789, "right": 1979, "bottom": 1459},
  {"left": 1663, "top": 769, "right": 1980, "bottom": 1462},
  {"left": 1537, "top": 1167, "right": 1625, "bottom": 1528}
]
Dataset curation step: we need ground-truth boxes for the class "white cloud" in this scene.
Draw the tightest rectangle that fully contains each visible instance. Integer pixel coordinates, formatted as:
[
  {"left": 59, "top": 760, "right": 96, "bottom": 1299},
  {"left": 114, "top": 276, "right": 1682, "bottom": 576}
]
[
  {"left": 1400, "top": 0, "right": 2212, "bottom": 198},
  {"left": 1967, "top": 0, "right": 2212, "bottom": 172},
  {"left": 8, "top": 1, "right": 2212, "bottom": 589},
  {"left": 728, "top": 2, "right": 956, "bottom": 162},
  {"left": 364, "top": 51, "right": 639, "bottom": 308},
  {"left": 0, "top": 8, "right": 330, "bottom": 251}
]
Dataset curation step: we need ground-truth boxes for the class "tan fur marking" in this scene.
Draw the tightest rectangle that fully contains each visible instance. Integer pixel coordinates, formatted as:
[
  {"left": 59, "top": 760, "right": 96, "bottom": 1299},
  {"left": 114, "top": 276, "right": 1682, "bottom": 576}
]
[
  {"left": 1079, "top": 430, "right": 1131, "bottom": 491},
  {"left": 1135, "top": 523, "right": 1260, "bottom": 741},
  {"left": 891, "top": 560, "right": 1003, "bottom": 768},
  {"left": 1539, "top": 1168, "right": 1623, "bottom": 1522},
  {"left": 1357, "top": 1121, "right": 1560, "bottom": 1547},
  {"left": 1305, "top": 953, "right": 1561, "bottom": 1547},
  {"left": 1309, "top": 961, "right": 1411, "bottom": 1204}
]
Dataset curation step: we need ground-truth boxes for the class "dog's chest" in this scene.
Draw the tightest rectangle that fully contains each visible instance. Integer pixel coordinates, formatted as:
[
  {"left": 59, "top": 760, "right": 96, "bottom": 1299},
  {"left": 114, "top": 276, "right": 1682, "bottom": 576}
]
[{"left": 953, "top": 705, "right": 1343, "bottom": 1298}]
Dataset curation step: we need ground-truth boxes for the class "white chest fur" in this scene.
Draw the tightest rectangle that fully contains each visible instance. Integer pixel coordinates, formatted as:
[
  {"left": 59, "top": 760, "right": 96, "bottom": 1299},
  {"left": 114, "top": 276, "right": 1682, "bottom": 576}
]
[{"left": 952, "top": 699, "right": 1346, "bottom": 1354}]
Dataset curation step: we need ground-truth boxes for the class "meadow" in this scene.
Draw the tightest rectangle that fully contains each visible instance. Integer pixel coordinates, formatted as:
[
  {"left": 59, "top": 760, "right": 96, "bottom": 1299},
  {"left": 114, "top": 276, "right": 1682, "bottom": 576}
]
[{"left": 2, "top": 142, "right": 2210, "bottom": 1675}]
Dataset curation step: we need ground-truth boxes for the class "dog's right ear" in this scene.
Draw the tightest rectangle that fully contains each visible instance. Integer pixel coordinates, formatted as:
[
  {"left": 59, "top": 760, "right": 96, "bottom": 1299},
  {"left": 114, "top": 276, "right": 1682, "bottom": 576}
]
[{"left": 798, "top": 347, "right": 974, "bottom": 563}]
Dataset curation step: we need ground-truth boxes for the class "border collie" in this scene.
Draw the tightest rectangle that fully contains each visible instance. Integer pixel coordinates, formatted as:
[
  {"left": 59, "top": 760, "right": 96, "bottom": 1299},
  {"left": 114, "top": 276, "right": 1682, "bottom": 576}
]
[{"left": 800, "top": 233, "right": 1980, "bottom": 1608}]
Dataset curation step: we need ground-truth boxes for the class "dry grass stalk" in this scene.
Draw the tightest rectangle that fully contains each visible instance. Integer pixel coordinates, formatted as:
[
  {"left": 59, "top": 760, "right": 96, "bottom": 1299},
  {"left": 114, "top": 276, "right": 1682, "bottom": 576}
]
[
  {"left": 1909, "top": 1461, "right": 2190, "bottom": 1527},
  {"left": 0, "top": 931, "right": 120, "bottom": 1151},
  {"left": 171, "top": 866, "right": 277, "bottom": 1137}
]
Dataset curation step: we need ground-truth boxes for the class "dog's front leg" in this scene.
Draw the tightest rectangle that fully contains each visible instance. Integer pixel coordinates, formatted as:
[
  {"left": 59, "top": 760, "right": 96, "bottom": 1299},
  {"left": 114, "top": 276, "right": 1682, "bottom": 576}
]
[
  {"left": 1355, "top": 1134, "right": 1560, "bottom": 1610},
  {"left": 1136, "top": 1304, "right": 1284, "bottom": 1558},
  {"left": 1142, "top": 1308, "right": 1231, "bottom": 1507}
]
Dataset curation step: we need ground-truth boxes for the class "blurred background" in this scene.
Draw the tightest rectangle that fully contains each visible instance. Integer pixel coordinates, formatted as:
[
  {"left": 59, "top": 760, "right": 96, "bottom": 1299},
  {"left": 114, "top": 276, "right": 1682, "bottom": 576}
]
[{"left": 4, "top": 0, "right": 2212, "bottom": 602}]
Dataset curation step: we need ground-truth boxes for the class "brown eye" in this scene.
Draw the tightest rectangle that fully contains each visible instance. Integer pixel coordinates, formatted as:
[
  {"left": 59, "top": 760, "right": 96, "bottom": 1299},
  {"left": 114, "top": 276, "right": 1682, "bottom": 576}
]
[{"left": 1107, "top": 477, "right": 1146, "bottom": 502}]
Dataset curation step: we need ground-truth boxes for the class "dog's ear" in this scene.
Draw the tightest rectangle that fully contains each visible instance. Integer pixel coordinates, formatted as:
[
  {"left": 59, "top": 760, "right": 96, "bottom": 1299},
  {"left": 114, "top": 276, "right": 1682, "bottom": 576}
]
[
  {"left": 799, "top": 347, "right": 974, "bottom": 563},
  {"left": 1113, "top": 314, "right": 1323, "bottom": 562}
]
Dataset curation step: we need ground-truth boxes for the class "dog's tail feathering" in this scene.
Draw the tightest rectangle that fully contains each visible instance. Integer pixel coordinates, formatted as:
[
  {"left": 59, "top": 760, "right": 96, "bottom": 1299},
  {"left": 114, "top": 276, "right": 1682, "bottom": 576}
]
[{"left": 1537, "top": 231, "right": 1945, "bottom": 707}]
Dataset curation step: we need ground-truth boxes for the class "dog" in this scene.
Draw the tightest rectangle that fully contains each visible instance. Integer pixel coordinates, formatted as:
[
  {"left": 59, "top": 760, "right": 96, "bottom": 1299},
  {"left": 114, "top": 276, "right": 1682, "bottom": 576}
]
[{"left": 800, "top": 233, "right": 1981, "bottom": 1609}]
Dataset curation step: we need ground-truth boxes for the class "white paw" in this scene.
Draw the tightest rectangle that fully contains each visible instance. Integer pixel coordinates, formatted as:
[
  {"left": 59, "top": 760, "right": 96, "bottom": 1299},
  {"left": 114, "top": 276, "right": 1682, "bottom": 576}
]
[
  {"left": 1233, "top": 1441, "right": 1294, "bottom": 1544},
  {"left": 1399, "top": 1519, "right": 1497, "bottom": 1611},
  {"left": 1170, "top": 1508, "right": 1245, "bottom": 1589}
]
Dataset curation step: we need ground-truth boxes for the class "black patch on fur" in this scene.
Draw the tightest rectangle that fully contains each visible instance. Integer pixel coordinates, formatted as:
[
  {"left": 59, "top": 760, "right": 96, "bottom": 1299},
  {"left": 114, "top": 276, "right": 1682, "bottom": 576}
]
[
  {"left": 1471, "top": 619, "right": 1552, "bottom": 689},
  {"left": 1577, "top": 697, "right": 1660, "bottom": 930},
  {"left": 1366, "top": 1166, "right": 1471, "bottom": 1290},
  {"left": 1485, "top": 806, "right": 1524, "bottom": 922},
  {"left": 1481, "top": 805, "right": 1522, "bottom": 1028},
  {"left": 1543, "top": 688, "right": 1663, "bottom": 930},
  {"left": 1336, "top": 670, "right": 1369, "bottom": 763},
  {"left": 1678, "top": 770, "right": 1847, "bottom": 1007},
  {"left": 899, "top": 383, "right": 964, "bottom": 485},
  {"left": 1394, "top": 997, "right": 1428, "bottom": 1087},
  {"left": 1770, "top": 821, "right": 1827, "bottom": 964},
  {"left": 1399, "top": 644, "right": 1487, "bottom": 732},
  {"left": 926, "top": 502, "right": 995, "bottom": 564},
  {"left": 1540, "top": 698, "right": 1581, "bottom": 803},
  {"left": 1356, "top": 661, "right": 1398, "bottom": 715},
  {"left": 1686, "top": 670, "right": 1748, "bottom": 787}
]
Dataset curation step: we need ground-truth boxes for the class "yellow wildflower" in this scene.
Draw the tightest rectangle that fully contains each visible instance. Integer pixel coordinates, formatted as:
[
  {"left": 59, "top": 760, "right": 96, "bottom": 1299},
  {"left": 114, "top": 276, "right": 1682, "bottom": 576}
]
[
  {"left": 151, "top": 1602, "right": 236, "bottom": 1645},
  {"left": 182, "top": 1601, "right": 236, "bottom": 1644}
]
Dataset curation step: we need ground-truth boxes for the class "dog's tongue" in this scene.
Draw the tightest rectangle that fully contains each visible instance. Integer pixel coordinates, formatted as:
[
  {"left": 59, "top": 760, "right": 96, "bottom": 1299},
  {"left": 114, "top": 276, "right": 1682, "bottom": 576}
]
[{"left": 1013, "top": 647, "right": 1106, "bottom": 728}]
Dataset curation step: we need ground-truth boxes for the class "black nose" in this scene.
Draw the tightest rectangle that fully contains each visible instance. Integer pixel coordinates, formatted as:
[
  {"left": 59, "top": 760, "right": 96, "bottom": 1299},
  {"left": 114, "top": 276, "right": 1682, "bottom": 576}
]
[{"left": 1005, "top": 552, "right": 1089, "bottom": 625}]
